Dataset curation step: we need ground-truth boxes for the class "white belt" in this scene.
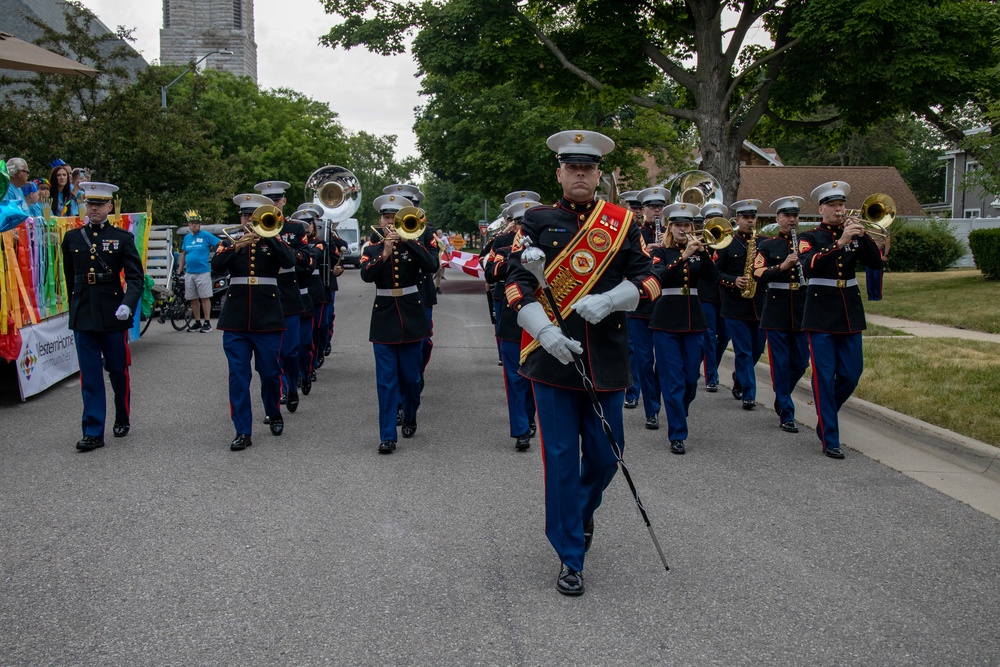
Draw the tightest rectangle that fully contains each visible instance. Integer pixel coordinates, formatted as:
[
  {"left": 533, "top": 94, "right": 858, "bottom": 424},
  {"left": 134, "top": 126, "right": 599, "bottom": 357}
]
[
  {"left": 312, "top": 270, "right": 320, "bottom": 275},
  {"left": 809, "top": 278, "right": 858, "bottom": 288},
  {"left": 661, "top": 287, "right": 697, "bottom": 296},
  {"left": 230, "top": 277, "right": 277, "bottom": 286},
  {"left": 376, "top": 286, "right": 419, "bottom": 297},
  {"left": 768, "top": 282, "right": 805, "bottom": 291},
  {"left": 299, "top": 287, "right": 309, "bottom": 294},
  {"left": 279, "top": 267, "right": 295, "bottom": 274}
]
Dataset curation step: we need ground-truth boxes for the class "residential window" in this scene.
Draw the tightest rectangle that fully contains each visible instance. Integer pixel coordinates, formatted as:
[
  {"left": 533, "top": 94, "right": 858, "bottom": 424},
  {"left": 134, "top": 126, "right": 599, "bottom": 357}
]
[{"left": 964, "top": 209, "right": 981, "bottom": 219}]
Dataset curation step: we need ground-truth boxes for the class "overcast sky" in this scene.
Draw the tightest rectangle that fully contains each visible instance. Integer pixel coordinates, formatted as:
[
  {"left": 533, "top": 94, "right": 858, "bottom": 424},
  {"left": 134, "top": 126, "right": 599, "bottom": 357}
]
[{"left": 82, "top": 0, "right": 424, "bottom": 160}]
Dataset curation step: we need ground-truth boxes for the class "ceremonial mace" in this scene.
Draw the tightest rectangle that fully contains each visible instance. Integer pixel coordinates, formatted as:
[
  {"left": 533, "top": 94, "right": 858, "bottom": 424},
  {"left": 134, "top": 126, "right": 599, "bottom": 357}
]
[{"left": 521, "top": 240, "right": 670, "bottom": 572}]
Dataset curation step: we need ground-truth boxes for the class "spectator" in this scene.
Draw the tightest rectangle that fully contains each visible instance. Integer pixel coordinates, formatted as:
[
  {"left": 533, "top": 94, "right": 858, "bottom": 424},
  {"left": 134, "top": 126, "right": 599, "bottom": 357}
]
[
  {"left": 177, "top": 210, "right": 220, "bottom": 332},
  {"left": 71, "top": 167, "right": 89, "bottom": 205},
  {"left": 4, "top": 158, "right": 30, "bottom": 213},
  {"left": 434, "top": 228, "right": 448, "bottom": 293},
  {"left": 23, "top": 181, "right": 42, "bottom": 217},
  {"left": 49, "top": 164, "right": 79, "bottom": 217}
]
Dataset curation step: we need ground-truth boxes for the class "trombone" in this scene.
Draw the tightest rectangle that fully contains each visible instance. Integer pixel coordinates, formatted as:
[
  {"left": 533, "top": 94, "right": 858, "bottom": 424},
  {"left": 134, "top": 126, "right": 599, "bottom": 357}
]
[
  {"left": 222, "top": 204, "right": 284, "bottom": 242},
  {"left": 839, "top": 193, "right": 896, "bottom": 239},
  {"left": 685, "top": 217, "right": 734, "bottom": 250},
  {"left": 371, "top": 206, "right": 427, "bottom": 243}
]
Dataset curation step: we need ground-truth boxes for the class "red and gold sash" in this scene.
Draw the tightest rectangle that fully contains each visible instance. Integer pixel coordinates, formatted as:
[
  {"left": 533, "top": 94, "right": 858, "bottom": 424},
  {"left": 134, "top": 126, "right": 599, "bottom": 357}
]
[{"left": 520, "top": 200, "right": 632, "bottom": 364}]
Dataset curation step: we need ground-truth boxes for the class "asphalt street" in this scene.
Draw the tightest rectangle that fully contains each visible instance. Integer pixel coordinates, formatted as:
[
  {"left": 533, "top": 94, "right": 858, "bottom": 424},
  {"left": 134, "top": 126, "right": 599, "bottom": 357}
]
[{"left": 1, "top": 269, "right": 998, "bottom": 666}]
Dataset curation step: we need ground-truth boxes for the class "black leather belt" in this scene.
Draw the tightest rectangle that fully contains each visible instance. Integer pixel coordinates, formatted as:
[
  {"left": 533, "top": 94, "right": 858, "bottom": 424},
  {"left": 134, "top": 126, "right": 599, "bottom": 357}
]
[{"left": 75, "top": 273, "right": 118, "bottom": 285}]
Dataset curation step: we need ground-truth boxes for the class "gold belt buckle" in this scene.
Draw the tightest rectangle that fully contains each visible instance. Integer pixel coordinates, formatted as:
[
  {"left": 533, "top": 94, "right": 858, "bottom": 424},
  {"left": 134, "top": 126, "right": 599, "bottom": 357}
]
[
  {"left": 836, "top": 279, "right": 846, "bottom": 288},
  {"left": 392, "top": 288, "right": 403, "bottom": 297},
  {"left": 247, "top": 276, "right": 258, "bottom": 285},
  {"left": 87, "top": 272, "right": 96, "bottom": 285},
  {"left": 681, "top": 286, "right": 690, "bottom": 296},
  {"left": 790, "top": 283, "right": 800, "bottom": 291}
]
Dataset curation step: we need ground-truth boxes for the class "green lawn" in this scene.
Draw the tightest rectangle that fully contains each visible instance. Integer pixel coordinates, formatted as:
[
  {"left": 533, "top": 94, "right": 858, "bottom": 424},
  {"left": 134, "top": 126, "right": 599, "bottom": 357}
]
[
  {"left": 859, "top": 337, "right": 1000, "bottom": 447},
  {"left": 862, "top": 269, "right": 1000, "bottom": 333}
]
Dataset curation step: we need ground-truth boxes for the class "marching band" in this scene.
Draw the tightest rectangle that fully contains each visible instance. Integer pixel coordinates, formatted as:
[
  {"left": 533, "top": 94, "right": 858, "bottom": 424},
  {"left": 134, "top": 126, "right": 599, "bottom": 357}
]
[{"left": 67, "top": 130, "right": 887, "bottom": 596}]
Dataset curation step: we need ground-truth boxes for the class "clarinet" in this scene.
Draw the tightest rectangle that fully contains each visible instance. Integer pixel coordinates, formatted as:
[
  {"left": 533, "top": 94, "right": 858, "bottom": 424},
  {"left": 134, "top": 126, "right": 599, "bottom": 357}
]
[{"left": 790, "top": 226, "right": 800, "bottom": 289}]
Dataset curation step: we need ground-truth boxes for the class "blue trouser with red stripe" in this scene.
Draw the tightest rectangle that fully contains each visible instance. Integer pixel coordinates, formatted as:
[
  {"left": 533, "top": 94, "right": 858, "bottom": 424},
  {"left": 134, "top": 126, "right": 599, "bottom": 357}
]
[
  {"left": 322, "top": 291, "right": 336, "bottom": 351},
  {"left": 532, "top": 381, "right": 622, "bottom": 573},
  {"left": 626, "top": 325, "right": 639, "bottom": 402},
  {"left": 766, "top": 330, "right": 810, "bottom": 424},
  {"left": 374, "top": 341, "right": 423, "bottom": 442},
  {"left": 808, "top": 332, "right": 863, "bottom": 451},
  {"left": 726, "top": 318, "right": 765, "bottom": 400},
  {"left": 298, "top": 314, "right": 314, "bottom": 379},
  {"left": 74, "top": 329, "right": 131, "bottom": 438},
  {"left": 223, "top": 330, "right": 281, "bottom": 435},
  {"left": 652, "top": 330, "right": 702, "bottom": 442},
  {"left": 700, "top": 300, "right": 728, "bottom": 385},
  {"left": 865, "top": 266, "right": 884, "bottom": 300},
  {"left": 500, "top": 340, "right": 535, "bottom": 437},
  {"left": 627, "top": 316, "right": 660, "bottom": 418},
  {"left": 280, "top": 314, "right": 300, "bottom": 396},
  {"left": 421, "top": 307, "right": 434, "bottom": 373},
  {"left": 493, "top": 299, "right": 503, "bottom": 362}
]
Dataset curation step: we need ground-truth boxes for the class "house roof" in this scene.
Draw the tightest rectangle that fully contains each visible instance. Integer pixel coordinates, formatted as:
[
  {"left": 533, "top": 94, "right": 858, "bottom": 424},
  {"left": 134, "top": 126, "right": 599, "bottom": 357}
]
[{"left": 737, "top": 165, "right": 925, "bottom": 216}]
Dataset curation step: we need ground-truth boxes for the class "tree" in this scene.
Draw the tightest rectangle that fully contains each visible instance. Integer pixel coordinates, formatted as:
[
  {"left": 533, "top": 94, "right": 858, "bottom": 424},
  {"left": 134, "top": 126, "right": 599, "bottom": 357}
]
[
  {"left": 344, "top": 131, "right": 423, "bottom": 230},
  {"left": 320, "top": 0, "right": 1000, "bottom": 201}
]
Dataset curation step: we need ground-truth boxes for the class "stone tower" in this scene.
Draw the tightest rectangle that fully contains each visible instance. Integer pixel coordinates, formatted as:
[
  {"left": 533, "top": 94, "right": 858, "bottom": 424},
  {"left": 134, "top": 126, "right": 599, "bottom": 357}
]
[{"left": 160, "top": 0, "right": 257, "bottom": 81}]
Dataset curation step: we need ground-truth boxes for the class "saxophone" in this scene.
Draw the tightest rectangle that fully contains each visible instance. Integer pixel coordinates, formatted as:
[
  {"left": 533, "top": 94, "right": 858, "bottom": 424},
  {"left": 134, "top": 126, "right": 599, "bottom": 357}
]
[{"left": 740, "top": 227, "right": 757, "bottom": 299}]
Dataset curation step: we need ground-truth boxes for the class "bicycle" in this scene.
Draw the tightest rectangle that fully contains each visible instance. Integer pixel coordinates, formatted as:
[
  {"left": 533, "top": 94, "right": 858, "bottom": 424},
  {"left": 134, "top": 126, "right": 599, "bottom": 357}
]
[{"left": 139, "top": 272, "right": 192, "bottom": 336}]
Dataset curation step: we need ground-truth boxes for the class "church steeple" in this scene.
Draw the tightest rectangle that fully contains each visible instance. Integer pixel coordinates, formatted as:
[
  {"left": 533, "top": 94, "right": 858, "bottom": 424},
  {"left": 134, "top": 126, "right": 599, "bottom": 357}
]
[{"left": 160, "top": 0, "right": 257, "bottom": 81}]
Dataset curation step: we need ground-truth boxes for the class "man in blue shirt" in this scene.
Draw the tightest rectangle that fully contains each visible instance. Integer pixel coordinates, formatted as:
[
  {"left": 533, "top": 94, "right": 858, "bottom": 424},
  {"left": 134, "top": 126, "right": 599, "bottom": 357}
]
[
  {"left": 178, "top": 210, "right": 220, "bottom": 332},
  {"left": 4, "top": 158, "right": 30, "bottom": 213}
]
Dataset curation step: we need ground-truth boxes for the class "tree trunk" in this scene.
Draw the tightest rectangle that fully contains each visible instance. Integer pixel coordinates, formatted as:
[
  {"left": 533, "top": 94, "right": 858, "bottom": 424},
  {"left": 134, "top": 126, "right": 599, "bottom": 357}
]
[{"left": 696, "top": 115, "right": 744, "bottom": 204}]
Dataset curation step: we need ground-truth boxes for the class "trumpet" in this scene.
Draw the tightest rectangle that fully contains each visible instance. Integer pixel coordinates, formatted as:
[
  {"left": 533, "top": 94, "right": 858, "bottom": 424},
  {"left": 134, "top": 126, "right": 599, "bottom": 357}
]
[{"left": 839, "top": 193, "right": 895, "bottom": 239}]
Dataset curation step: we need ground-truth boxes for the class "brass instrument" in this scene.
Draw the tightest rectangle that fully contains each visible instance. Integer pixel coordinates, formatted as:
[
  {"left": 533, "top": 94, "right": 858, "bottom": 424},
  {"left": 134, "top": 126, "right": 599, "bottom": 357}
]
[
  {"left": 222, "top": 204, "right": 284, "bottom": 242},
  {"left": 840, "top": 193, "right": 896, "bottom": 239},
  {"left": 740, "top": 223, "right": 758, "bottom": 299},
  {"left": 370, "top": 206, "right": 427, "bottom": 244},
  {"left": 686, "top": 216, "right": 734, "bottom": 250},
  {"left": 305, "top": 165, "right": 362, "bottom": 221},
  {"left": 665, "top": 170, "right": 724, "bottom": 209}
]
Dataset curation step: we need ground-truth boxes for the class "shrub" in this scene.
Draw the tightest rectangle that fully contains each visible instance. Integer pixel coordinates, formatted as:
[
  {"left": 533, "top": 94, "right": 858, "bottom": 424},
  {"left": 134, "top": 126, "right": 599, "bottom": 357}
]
[
  {"left": 885, "top": 219, "right": 964, "bottom": 272},
  {"left": 969, "top": 227, "right": 1000, "bottom": 280}
]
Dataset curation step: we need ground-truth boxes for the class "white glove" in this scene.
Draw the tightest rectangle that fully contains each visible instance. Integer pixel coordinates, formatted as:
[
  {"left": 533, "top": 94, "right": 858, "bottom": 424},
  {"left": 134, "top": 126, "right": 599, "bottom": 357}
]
[
  {"left": 573, "top": 281, "right": 640, "bottom": 324},
  {"left": 115, "top": 305, "right": 132, "bottom": 321},
  {"left": 517, "top": 301, "right": 582, "bottom": 365}
]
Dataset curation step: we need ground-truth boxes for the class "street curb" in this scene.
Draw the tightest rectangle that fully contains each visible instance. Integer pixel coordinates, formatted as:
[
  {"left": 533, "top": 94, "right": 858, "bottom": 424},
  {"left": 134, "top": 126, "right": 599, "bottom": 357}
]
[{"left": 719, "top": 351, "right": 1000, "bottom": 483}]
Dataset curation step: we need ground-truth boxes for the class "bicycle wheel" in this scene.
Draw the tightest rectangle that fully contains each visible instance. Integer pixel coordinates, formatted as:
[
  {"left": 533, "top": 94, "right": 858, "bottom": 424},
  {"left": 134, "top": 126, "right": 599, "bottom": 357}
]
[
  {"left": 139, "top": 310, "right": 153, "bottom": 337},
  {"left": 169, "top": 300, "right": 193, "bottom": 331}
]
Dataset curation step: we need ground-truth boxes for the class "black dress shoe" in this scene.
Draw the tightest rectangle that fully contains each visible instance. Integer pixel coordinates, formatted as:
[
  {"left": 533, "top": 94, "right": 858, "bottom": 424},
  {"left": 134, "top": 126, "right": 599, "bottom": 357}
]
[
  {"left": 287, "top": 391, "right": 299, "bottom": 413},
  {"left": 780, "top": 421, "right": 799, "bottom": 433},
  {"left": 645, "top": 416, "right": 659, "bottom": 430},
  {"left": 583, "top": 521, "right": 594, "bottom": 553},
  {"left": 624, "top": 398, "right": 639, "bottom": 409},
  {"left": 401, "top": 421, "right": 417, "bottom": 438},
  {"left": 706, "top": 382, "right": 718, "bottom": 393},
  {"left": 112, "top": 421, "right": 129, "bottom": 438},
  {"left": 270, "top": 416, "right": 284, "bottom": 436},
  {"left": 310, "top": 371, "right": 317, "bottom": 382},
  {"left": 397, "top": 408, "right": 404, "bottom": 426},
  {"left": 497, "top": 359, "right": 503, "bottom": 366},
  {"left": 557, "top": 563, "right": 584, "bottom": 596},
  {"left": 301, "top": 378, "right": 312, "bottom": 396},
  {"left": 514, "top": 433, "right": 531, "bottom": 450},
  {"left": 731, "top": 386, "right": 743, "bottom": 400},
  {"left": 316, "top": 354, "right": 324, "bottom": 369},
  {"left": 528, "top": 420, "right": 537, "bottom": 438},
  {"left": 263, "top": 415, "right": 272, "bottom": 425},
  {"left": 76, "top": 435, "right": 105, "bottom": 451},
  {"left": 378, "top": 440, "right": 396, "bottom": 454},
  {"left": 742, "top": 399, "right": 756, "bottom": 410},
  {"left": 824, "top": 446, "right": 845, "bottom": 459},
  {"left": 230, "top": 433, "right": 252, "bottom": 451},
  {"left": 670, "top": 440, "right": 686, "bottom": 455},
  {"left": 324, "top": 343, "right": 332, "bottom": 356}
]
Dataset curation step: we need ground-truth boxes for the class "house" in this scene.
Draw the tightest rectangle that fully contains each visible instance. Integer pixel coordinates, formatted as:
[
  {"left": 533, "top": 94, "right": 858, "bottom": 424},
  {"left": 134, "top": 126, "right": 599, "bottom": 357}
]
[
  {"left": 922, "top": 127, "right": 999, "bottom": 219},
  {"left": 737, "top": 165, "right": 925, "bottom": 220}
]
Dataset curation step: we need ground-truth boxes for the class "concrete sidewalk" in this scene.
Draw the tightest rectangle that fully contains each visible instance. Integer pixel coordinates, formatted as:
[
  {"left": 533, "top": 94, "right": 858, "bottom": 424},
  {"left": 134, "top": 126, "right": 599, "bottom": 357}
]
[
  {"left": 867, "top": 313, "right": 1000, "bottom": 343},
  {"left": 720, "top": 351, "right": 1000, "bottom": 521}
]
